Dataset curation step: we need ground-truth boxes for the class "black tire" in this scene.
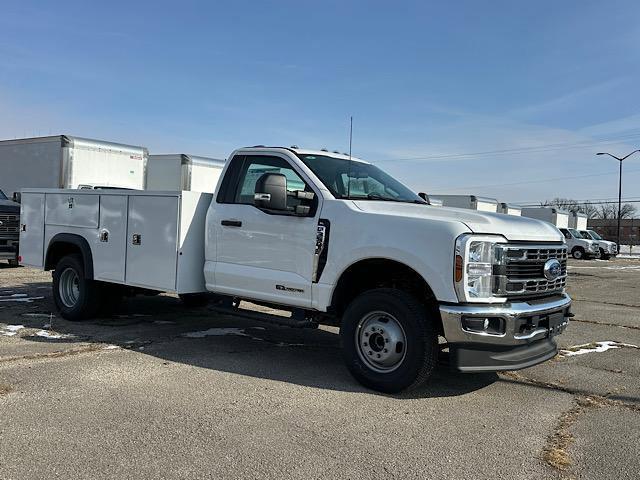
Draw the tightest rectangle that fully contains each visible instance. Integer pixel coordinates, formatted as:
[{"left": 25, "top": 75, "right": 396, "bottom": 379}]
[
  {"left": 52, "top": 254, "right": 102, "bottom": 321},
  {"left": 571, "top": 247, "right": 584, "bottom": 260},
  {"left": 340, "top": 288, "right": 438, "bottom": 393},
  {"left": 179, "top": 293, "right": 211, "bottom": 307},
  {"left": 599, "top": 249, "right": 610, "bottom": 260},
  {"left": 7, "top": 258, "right": 19, "bottom": 267}
]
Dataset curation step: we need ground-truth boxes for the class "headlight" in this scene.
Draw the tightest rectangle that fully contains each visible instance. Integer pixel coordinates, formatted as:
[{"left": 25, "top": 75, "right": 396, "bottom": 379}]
[{"left": 454, "top": 234, "right": 507, "bottom": 303}]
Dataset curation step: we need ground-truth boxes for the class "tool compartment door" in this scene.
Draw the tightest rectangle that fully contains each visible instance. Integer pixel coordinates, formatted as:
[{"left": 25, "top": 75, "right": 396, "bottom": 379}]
[
  {"left": 18, "top": 193, "right": 46, "bottom": 268},
  {"left": 125, "top": 195, "right": 179, "bottom": 291},
  {"left": 93, "top": 194, "right": 128, "bottom": 283}
]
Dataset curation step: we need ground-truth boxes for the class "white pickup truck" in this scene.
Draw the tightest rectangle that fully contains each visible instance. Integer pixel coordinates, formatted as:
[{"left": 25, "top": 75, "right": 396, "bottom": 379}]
[{"left": 19, "top": 146, "right": 571, "bottom": 392}]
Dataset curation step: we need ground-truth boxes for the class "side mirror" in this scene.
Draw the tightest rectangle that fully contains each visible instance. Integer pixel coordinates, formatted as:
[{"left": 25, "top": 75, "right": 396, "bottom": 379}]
[
  {"left": 254, "top": 173, "right": 288, "bottom": 211},
  {"left": 418, "top": 192, "right": 430, "bottom": 204},
  {"left": 12, "top": 192, "right": 21, "bottom": 204}
]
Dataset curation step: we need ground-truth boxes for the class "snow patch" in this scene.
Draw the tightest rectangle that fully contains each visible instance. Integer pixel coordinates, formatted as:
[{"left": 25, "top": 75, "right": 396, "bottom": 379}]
[
  {"left": 0, "top": 296, "right": 44, "bottom": 303},
  {"left": 1, "top": 325, "right": 25, "bottom": 336},
  {"left": 33, "top": 330, "right": 72, "bottom": 339},
  {"left": 560, "top": 341, "right": 639, "bottom": 357}
]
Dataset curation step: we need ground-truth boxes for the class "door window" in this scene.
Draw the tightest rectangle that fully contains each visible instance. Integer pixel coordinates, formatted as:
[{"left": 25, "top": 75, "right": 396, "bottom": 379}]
[{"left": 234, "top": 156, "right": 309, "bottom": 208}]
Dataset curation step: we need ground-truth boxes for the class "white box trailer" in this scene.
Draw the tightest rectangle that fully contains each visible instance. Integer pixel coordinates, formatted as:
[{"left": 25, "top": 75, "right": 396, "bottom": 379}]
[
  {"left": 146, "top": 154, "right": 225, "bottom": 193},
  {"left": 19, "top": 189, "right": 211, "bottom": 293},
  {"left": 430, "top": 195, "right": 498, "bottom": 213},
  {"left": 498, "top": 203, "right": 522, "bottom": 216},
  {"left": 569, "top": 212, "right": 588, "bottom": 230},
  {"left": 521, "top": 207, "right": 570, "bottom": 228},
  {"left": 0, "top": 135, "right": 148, "bottom": 196}
]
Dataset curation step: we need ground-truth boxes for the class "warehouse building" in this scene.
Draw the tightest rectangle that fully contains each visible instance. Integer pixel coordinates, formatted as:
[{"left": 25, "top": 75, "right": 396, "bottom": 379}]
[{"left": 587, "top": 218, "right": 640, "bottom": 245}]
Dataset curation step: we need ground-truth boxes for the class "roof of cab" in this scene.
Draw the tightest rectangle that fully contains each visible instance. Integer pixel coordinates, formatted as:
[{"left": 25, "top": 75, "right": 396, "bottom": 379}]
[{"left": 236, "top": 146, "right": 369, "bottom": 164}]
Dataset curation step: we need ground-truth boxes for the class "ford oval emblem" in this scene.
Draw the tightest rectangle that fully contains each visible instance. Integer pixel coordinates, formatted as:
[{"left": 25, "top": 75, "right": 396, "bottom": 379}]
[{"left": 544, "top": 259, "right": 562, "bottom": 280}]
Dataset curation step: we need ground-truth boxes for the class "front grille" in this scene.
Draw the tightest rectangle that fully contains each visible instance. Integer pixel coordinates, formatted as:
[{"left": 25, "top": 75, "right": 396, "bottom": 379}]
[
  {"left": 494, "top": 245, "right": 568, "bottom": 297},
  {"left": 0, "top": 214, "right": 20, "bottom": 234}
]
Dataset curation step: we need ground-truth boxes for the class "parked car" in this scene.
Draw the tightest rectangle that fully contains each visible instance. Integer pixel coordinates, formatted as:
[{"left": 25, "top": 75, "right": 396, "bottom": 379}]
[
  {"left": 559, "top": 228, "right": 600, "bottom": 259},
  {"left": 0, "top": 188, "right": 20, "bottom": 266},
  {"left": 580, "top": 230, "right": 617, "bottom": 259},
  {"left": 19, "top": 146, "right": 571, "bottom": 393}
]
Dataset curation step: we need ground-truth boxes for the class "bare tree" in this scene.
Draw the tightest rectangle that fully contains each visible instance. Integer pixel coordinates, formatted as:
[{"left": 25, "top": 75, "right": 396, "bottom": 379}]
[
  {"left": 541, "top": 198, "right": 598, "bottom": 218},
  {"left": 596, "top": 203, "right": 637, "bottom": 219},
  {"left": 541, "top": 198, "right": 636, "bottom": 219}
]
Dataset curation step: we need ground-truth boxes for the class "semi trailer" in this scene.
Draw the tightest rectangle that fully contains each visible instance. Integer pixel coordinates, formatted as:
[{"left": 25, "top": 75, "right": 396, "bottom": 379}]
[
  {"left": 498, "top": 203, "right": 522, "bottom": 216},
  {"left": 19, "top": 146, "right": 571, "bottom": 393},
  {"left": 569, "top": 212, "right": 588, "bottom": 230},
  {"left": 0, "top": 135, "right": 148, "bottom": 196},
  {"left": 430, "top": 195, "right": 498, "bottom": 213},
  {"left": 146, "top": 154, "right": 226, "bottom": 193}
]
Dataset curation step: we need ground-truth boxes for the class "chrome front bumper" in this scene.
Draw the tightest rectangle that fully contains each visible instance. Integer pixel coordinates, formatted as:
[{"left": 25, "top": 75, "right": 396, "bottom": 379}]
[{"left": 439, "top": 294, "right": 572, "bottom": 372}]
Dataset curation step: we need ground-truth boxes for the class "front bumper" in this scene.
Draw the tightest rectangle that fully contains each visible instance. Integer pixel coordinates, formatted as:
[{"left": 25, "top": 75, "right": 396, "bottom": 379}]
[
  {"left": 0, "top": 240, "right": 18, "bottom": 261},
  {"left": 439, "top": 294, "right": 571, "bottom": 372}
]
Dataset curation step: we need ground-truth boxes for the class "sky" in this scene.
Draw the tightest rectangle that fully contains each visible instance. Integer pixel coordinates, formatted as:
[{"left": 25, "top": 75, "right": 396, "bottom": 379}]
[{"left": 1, "top": 0, "right": 640, "bottom": 206}]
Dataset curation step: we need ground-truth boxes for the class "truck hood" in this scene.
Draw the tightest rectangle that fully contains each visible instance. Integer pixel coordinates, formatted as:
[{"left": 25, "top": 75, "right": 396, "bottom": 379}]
[
  {"left": 0, "top": 199, "right": 20, "bottom": 213},
  {"left": 352, "top": 201, "right": 563, "bottom": 242}
]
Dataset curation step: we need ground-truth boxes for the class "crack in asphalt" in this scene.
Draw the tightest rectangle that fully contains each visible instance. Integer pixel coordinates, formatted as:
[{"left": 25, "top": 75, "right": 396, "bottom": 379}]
[
  {"left": 571, "top": 318, "right": 640, "bottom": 331},
  {"left": 500, "top": 371, "right": 640, "bottom": 478},
  {"left": 569, "top": 298, "right": 640, "bottom": 309}
]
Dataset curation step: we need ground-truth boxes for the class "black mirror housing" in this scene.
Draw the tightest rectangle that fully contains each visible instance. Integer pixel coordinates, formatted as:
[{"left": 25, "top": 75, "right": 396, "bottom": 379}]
[{"left": 255, "top": 173, "right": 288, "bottom": 211}]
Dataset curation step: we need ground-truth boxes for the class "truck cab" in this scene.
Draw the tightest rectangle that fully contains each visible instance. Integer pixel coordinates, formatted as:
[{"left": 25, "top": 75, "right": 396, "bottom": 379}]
[
  {"left": 559, "top": 228, "right": 599, "bottom": 259},
  {"left": 0, "top": 188, "right": 20, "bottom": 266},
  {"left": 20, "top": 146, "right": 572, "bottom": 393},
  {"left": 580, "top": 229, "right": 617, "bottom": 259}
]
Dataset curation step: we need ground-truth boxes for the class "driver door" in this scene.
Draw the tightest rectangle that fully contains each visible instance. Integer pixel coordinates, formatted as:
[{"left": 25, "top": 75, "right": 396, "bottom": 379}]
[{"left": 210, "top": 154, "right": 320, "bottom": 308}]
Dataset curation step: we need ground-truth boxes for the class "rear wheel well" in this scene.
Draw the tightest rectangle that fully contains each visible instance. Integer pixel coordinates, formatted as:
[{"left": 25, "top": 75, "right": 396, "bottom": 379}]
[
  {"left": 45, "top": 235, "right": 94, "bottom": 279},
  {"left": 330, "top": 259, "right": 441, "bottom": 331}
]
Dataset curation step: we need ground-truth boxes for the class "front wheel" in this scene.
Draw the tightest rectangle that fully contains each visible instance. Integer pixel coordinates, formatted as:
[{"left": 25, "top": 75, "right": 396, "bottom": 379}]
[
  {"left": 52, "top": 254, "right": 102, "bottom": 321},
  {"left": 572, "top": 247, "right": 584, "bottom": 260},
  {"left": 7, "top": 258, "right": 19, "bottom": 267},
  {"left": 340, "top": 288, "right": 438, "bottom": 393}
]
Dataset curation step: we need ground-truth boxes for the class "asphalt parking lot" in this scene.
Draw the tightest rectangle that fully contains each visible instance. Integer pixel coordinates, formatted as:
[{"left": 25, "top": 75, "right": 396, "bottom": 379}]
[{"left": 1, "top": 259, "right": 639, "bottom": 479}]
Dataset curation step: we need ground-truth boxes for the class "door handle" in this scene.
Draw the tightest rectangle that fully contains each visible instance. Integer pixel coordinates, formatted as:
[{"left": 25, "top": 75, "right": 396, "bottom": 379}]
[{"left": 221, "top": 219, "right": 242, "bottom": 227}]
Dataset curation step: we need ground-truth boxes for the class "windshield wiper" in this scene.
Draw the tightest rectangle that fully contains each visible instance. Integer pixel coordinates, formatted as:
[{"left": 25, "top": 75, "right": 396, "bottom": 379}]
[{"left": 346, "top": 193, "right": 425, "bottom": 204}]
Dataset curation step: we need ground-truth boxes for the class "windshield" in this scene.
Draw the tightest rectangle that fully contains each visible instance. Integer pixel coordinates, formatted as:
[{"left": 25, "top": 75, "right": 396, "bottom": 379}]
[
  {"left": 569, "top": 229, "right": 584, "bottom": 239},
  {"left": 0, "top": 189, "right": 7, "bottom": 200},
  {"left": 587, "top": 230, "right": 602, "bottom": 240},
  {"left": 297, "top": 154, "right": 426, "bottom": 204}
]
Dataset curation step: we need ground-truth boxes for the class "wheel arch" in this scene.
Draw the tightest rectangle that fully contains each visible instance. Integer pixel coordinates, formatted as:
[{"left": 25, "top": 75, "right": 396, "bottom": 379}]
[
  {"left": 329, "top": 257, "right": 441, "bottom": 332},
  {"left": 45, "top": 233, "right": 94, "bottom": 279}
]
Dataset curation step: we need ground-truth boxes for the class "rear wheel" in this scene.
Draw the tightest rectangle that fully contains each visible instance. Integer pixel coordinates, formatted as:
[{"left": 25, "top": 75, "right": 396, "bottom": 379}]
[
  {"left": 572, "top": 247, "right": 584, "bottom": 260},
  {"left": 340, "top": 288, "right": 438, "bottom": 393},
  {"left": 7, "top": 258, "right": 19, "bottom": 267},
  {"left": 52, "top": 254, "right": 102, "bottom": 321}
]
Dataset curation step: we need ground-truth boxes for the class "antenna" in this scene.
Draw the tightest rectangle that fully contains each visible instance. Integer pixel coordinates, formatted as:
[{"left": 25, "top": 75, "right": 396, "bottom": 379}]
[{"left": 347, "top": 116, "right": 353, "bottom": 199}]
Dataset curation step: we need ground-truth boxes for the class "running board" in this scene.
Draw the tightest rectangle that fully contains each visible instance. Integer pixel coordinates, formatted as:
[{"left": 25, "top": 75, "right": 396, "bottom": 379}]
[{"left": 208, "top": 302, "right": 318, "bottom": 329}]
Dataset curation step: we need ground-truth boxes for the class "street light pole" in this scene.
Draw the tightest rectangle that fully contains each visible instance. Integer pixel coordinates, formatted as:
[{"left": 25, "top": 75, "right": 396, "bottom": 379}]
[{"left": 596, "top": 150, "right": 640, "bottom": 246}]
